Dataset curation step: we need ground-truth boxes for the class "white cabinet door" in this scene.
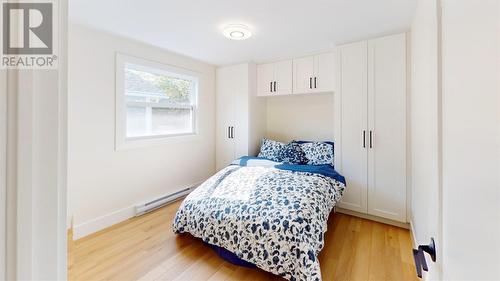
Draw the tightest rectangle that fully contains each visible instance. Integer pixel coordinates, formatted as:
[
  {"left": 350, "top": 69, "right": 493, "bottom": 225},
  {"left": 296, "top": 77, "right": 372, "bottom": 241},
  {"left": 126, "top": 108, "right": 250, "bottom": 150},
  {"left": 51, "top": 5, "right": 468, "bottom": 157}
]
[
  {"left": 335, "top": 41, "right": 368, "bottom": 213},
  {"left": 367, "top": 33, "right": 407, "bottom": 222},
  {"left": 293, "top": 56, "right": 315, "bottom": 94},
  {"left": 257, "top": 63, "right": 274, "bottom": 96},
  {"left": 293, "top": 54, "right": 334, "bottom": 94},
  {"left": 314, "top": 52, "right": 335, "bottom": 93},
  {"left": 231, "top": 65, "right": 250, "bottom": 160},
  {"left": 215, "top": 67, "right": 236, "bottom": 170},
  {"left": 274, "top": 60, "right": 293, "bottom": 95}
]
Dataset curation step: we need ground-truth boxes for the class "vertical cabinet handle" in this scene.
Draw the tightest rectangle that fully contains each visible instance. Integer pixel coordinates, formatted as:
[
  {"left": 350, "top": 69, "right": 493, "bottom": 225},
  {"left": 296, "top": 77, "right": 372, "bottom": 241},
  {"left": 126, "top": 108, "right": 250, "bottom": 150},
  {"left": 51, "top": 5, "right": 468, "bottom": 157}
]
[
  {"left": 231, "top": 126, "right": 234, "bottom": 139},
  {"left": 362, "top": 130, "right": 366, "bottom": 148},
  {"left": 309, "top": 77, "right": 312, "bottom": 89},
  {"left": 273, "top": 81, "right": 276, "bottom": 92},
  {"left": 270, "top": 82, "right": 273, "bottom": 93},
  {"left": 314, "top": 77, "right": 317, "bottom": 88},
  {"left": 228, "top": 127, "right": 231, "bottom": 139},
  {"left": 369, "top": 131, "right": 373, "bottom": 148}
]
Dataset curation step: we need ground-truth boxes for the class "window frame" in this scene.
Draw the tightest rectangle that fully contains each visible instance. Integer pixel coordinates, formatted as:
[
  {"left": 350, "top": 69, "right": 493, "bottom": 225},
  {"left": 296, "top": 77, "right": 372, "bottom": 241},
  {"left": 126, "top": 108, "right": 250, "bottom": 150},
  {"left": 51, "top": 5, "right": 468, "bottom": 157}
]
[{"left": 115, "top": 53, "right": 199, "bottom": 150}]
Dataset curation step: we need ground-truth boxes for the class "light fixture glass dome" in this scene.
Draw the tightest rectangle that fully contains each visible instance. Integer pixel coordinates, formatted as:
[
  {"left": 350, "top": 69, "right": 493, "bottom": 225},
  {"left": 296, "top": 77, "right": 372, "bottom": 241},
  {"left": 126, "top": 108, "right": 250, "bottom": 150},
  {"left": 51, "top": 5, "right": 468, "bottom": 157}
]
[{"left": 223, "top": 24, "right": 252, "bottom": 40}]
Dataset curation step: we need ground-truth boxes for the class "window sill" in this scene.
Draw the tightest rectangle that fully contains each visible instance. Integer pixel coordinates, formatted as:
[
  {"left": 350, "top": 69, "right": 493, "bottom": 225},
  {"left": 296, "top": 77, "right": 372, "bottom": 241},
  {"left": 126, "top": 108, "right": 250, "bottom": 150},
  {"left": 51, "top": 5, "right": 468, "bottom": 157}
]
[{"left": 115, "top": 132, "right": 198, "bottom": 151}]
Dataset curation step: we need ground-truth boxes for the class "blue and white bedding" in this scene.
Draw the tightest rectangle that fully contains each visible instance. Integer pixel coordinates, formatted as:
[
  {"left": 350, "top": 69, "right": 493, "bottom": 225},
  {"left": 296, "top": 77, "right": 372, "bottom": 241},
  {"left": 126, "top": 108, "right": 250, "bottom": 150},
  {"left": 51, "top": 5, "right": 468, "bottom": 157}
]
[{"left": 172, "top": 157, "right": 346, "bottom": 281}]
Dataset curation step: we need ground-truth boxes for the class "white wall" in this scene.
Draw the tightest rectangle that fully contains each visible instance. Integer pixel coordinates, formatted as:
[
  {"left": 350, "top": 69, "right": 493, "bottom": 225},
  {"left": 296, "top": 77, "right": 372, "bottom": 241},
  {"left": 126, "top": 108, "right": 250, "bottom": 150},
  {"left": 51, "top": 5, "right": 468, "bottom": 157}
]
[
  {"left": 266, "top": 93, "right": 334, "bottom": 142},
  {"left": 440, "top": 0, "right": 499, "bottom": 279},
  {"left": 410, "top": 0, "right": 441, "bottom": 280},
  {"left": 68, "top": 24, "right": 216, "bottom": 239}
]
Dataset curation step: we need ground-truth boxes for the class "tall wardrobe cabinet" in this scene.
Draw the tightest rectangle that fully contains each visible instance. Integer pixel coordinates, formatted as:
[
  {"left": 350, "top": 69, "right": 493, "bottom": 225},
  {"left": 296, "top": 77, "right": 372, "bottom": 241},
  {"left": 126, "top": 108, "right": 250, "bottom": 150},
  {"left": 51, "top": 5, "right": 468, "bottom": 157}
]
[
  {"left": 334, "top": 33, "right": 407, "bottom": 222},
  {"left": 216, "top": 63, "right": 267, "bottom": 170}
]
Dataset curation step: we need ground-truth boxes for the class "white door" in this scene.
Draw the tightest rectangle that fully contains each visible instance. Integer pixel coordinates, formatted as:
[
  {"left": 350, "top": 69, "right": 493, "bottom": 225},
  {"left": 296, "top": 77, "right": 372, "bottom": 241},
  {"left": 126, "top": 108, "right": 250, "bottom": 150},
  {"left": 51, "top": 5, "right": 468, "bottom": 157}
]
[
  {"left": 273, "top": 60, "right": 293, "bottom": 95},
  {"left": 439, "top": 1, "right": 499, "bottom": 279},
  {"left": 215, "top": 67, "right": 236, "bottom": 170},
  {"left": 335, "top": 41, "right": 368, "bottom": 213},
  {"left": 367, "top": 33, "right": 407, "bottom": 222},
  {"left": 257, "top": 63, "right": 274, "bottom": 96},
  {"left": 411, "top": 2, "right": 442, "bottom": 277},
  {"left": 293, "top": 56, "right": 314, "bottom": 94}
]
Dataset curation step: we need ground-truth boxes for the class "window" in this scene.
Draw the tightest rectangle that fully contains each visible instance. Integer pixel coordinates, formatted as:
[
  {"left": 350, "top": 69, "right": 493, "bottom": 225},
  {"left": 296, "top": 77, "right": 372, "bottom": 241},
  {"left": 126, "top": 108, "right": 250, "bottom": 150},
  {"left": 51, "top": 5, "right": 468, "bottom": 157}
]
[{"left": 116, "top": 54, "right": 198, "bottom": 149}]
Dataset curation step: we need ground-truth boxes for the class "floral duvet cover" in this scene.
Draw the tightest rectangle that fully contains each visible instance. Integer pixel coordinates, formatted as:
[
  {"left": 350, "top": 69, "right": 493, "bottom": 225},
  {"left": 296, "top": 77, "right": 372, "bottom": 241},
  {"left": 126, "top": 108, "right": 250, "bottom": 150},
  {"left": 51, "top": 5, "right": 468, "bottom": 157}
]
[{"left": 173, "top": 157, "right": 345, "bottom": 281}]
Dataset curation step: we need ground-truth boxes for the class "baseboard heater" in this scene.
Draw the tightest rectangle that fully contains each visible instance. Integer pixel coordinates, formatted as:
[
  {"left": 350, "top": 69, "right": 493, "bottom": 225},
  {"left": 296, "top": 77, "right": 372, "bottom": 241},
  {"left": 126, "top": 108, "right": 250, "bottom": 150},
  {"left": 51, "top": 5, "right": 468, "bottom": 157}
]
[{"left": 135, "top": 185, "right": 196, "bottom": 216}]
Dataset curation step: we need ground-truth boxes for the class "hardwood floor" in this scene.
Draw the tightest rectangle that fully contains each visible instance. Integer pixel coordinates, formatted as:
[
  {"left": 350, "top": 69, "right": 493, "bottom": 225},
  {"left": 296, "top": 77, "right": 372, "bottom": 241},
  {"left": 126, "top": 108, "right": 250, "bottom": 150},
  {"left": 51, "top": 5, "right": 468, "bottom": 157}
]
[{"left": 69, "top": 200, "right": 418, "bottom": 281}]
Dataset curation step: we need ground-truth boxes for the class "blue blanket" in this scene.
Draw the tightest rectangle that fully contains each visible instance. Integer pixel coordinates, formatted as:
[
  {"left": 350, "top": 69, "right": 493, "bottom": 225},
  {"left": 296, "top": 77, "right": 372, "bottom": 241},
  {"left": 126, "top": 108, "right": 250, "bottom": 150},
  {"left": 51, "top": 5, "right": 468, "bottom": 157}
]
[{"left": 232, "top": 156, "right": 346, "bottom": 186}]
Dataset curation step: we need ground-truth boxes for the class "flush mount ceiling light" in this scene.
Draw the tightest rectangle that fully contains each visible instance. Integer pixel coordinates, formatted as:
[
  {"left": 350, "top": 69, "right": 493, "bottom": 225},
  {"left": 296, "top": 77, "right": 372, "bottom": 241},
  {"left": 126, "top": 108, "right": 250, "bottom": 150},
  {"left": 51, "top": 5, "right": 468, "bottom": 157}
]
[{"left": 223, "top": 24, "right": 252, "bottom": 40}]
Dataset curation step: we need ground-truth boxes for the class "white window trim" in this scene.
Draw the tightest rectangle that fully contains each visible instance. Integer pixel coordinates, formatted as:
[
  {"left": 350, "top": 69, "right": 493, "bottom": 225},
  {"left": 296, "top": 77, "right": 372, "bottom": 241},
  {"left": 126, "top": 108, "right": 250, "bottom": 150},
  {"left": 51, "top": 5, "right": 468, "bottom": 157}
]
[{"left": 115, "top": 53, "right": 200, "bottom": 150}]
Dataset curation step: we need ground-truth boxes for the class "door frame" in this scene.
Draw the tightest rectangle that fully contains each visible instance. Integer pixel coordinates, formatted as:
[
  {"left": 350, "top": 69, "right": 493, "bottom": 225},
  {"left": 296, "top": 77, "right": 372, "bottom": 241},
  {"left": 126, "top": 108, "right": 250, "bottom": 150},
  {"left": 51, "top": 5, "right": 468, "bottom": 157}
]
[
  {"left": 0, "top": 67, "right": 7, "bottom": 281},
  {"left": 2, "top": 0, "right": 68, "bottom": 279}
]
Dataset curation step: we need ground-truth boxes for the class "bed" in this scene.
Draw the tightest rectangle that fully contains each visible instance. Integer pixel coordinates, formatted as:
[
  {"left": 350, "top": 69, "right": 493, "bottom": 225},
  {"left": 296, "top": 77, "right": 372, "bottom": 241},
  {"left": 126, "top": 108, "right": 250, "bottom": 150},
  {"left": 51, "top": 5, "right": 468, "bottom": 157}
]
[{"left": 172, "top": 148, "right": 346, "bottom": 281}]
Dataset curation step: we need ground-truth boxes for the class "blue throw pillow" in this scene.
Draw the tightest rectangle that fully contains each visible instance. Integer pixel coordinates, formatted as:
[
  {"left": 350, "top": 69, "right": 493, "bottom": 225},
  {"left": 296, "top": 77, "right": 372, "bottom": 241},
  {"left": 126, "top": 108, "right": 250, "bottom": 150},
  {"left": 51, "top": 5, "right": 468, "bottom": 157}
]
[
  {"left": 258, "top": 138, "right": 285, "bottom": 162},
  {"left": 277, "top": 142, "right": 308, "bottom": 164},
  {"left": 295, "top": 141, "right": 334, "bottom": 166}
]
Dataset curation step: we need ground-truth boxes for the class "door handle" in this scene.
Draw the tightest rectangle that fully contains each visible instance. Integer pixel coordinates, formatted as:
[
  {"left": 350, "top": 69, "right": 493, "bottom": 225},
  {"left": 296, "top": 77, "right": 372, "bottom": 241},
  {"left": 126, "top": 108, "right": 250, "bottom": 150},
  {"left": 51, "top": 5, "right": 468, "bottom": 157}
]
[
  {"left": 273, "top": 81, "right": 276, "bottom": 92},
  {"left": 314, "top": 77, "right": 317, "bottom": 88},
  {"left": 413, "top": 238, "right": 436, "bottom": 278},
  {"left": 369, "top": 131, "right": 373, "bottom": 148},
  {"left": 362, "top": 130, "right": 366, "bottom": 148},
  {"left": 270, "top": 82, "right": 273, "bottom": 93},
  {"left": 228, "top": 127, "right": 231, "bottom": 139},
  {"left": 230, "top": 126, "right": 234, "bottom": 139},
  {"left": 309, "top": 77, "right": 312, "bottom": 89}
]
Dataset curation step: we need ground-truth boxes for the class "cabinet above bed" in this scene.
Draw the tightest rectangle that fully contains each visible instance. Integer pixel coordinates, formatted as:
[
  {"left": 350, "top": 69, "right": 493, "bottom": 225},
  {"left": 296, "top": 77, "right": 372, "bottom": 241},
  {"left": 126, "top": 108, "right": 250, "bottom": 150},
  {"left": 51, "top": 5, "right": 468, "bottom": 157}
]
[
  {"left": 257, "top": 60, "right": 293, "bottom": 96},
  {"left": 256, "top": 52, "right": 335, "bottom": 97}
]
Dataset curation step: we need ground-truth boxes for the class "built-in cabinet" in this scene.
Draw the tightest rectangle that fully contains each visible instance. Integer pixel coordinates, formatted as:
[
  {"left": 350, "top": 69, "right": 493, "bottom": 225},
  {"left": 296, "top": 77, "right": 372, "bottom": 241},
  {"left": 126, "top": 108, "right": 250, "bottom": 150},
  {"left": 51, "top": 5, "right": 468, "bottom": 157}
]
[
  {"left": 334, "top": 41, "right": 369, "bottom": 215},
  {"left": 216, "top": 33, "right": 408, "bottom": 224},
  {"left": 335, "top": 33, "right": 407, "bottom": 222},
  {"left": 216, "top": 63, "right": 267, "bottom": 170},
  {"left": 293, "top": 53, "right": 335, "bottom": 94},
  {"left": 257, "top": 52, "right": 334, "bottom": 96},
  {"left": 257, "top": 60, "right": 293, "bottom": 96}
]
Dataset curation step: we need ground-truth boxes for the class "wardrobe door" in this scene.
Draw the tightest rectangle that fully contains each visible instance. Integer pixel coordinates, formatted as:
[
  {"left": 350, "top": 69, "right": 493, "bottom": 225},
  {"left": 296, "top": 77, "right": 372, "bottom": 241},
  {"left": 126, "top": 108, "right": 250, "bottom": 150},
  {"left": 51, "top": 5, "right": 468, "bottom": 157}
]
[
  {"left": 273, "top": 60, "right": 293, "bottom": 95},
  {"left": 232, "top": 65, "right": 250, "bottom": 160},
  {"left": 335, "top": 41, "right": 368, "bottom": 213},
  {"left": 215, "top": 67, "right": 236, "bottom": 170},
  {"left": 314, "top": 52, "right": 335, "bottom": 93},
  {"left": 293, "top": 56, "right": 315, "bottom": 94},
  {"left": 367, "top": 33, "right": 407, "bottom": 222}
]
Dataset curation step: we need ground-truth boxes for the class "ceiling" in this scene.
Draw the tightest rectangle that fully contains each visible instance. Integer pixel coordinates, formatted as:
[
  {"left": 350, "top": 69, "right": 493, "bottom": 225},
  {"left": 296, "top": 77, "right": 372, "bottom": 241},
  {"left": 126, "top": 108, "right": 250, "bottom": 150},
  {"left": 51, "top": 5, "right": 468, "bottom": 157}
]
[{"left": 69, "top": 0, "right": 416, "bottom": 66}]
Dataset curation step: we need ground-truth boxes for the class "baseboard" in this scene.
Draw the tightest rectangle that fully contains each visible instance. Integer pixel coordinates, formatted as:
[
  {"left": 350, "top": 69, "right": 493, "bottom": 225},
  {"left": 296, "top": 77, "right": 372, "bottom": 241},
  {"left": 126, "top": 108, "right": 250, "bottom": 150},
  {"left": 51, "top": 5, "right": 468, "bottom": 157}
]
[
  {"left": 336, "top": 207, "right": 410, "bottom": 229},
  {"left": 73, "top": 206, "right": 136, "bottom": 240},
  {"left": 71, "top": 181, "right": 202, "bottom": 241}
]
